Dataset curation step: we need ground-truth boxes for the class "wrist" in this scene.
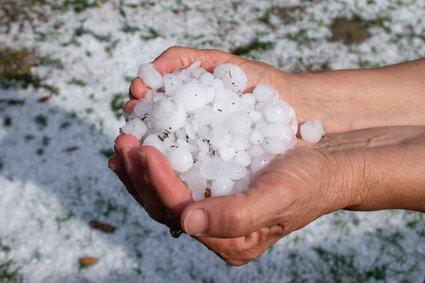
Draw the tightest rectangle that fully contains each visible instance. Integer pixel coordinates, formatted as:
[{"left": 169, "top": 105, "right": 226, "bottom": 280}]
[
  {"left": 318, "top": 126, "right": 425, "bottom": 212},
  {"left": 318, "top": 148, "right": 367, "bottom": 213}
]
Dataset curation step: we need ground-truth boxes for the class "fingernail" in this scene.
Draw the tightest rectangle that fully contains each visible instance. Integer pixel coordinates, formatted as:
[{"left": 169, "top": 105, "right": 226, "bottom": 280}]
[
  {"left": 108, "top": 161, "right": 116, "bottom": 172},
  {"left": 183, "top": 209, "right": 208, "bottom": 236}
]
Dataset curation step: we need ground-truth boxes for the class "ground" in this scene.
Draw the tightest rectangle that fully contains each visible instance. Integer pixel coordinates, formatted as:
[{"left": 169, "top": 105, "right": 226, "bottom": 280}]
[{"left": 0, "top": 0, "right": 424, "bottom": 282}]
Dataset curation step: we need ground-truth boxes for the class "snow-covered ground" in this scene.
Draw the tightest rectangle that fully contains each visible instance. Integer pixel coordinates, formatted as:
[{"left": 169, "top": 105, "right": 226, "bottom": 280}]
[{"left": 0, "top": 0, "right": 424, "bottom": 282}]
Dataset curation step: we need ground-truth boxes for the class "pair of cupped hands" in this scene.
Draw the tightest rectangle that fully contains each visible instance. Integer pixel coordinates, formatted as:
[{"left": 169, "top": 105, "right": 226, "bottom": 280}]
[{"left": 109, "top": 47, "right": 425, "bottom": 265}]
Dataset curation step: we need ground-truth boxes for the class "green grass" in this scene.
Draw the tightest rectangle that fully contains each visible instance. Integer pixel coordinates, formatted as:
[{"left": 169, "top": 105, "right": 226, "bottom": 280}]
[
  {"left": 0, "top": 48, "right": 60, "bottom": 94},
  {"left": 231, "top": 38, "right": 275, "bottom": 56},
  {"left": 110, "top": 92, "right": 127, "bottom": 120}
]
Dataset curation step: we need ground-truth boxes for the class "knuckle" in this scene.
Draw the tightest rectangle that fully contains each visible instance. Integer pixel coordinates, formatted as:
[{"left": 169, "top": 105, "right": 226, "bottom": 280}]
[
  {"left": 225, "top": 194, "right": 252, "bottom": 236},
  {"left": 221, "top": 250, "right": 258, "bottom": 266},
  {"left": 164, "top": 45, "right": 183, "bottom": 55}
]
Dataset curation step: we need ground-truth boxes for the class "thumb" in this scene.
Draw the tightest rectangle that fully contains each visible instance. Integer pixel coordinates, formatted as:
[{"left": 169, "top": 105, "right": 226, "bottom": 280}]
[{"left": 180, "top": 189, "right": 272, "bottom": 238}]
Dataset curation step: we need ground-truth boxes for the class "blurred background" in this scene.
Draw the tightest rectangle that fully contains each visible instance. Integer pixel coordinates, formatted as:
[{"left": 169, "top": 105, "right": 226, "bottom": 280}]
[{"left": 0, "top": 0, "right": 424, "bottom": 282}]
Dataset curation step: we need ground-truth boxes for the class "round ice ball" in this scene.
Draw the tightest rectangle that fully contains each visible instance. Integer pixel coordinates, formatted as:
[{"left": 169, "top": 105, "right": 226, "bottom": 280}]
[
  {"left": 121, "top": 118, "right": 147, "bottom": 140},
  {"left": 211, "top": 178, "right": 234, "bottom": 197},
  {"left": 235, "top": 150, "right": 251, "bottom": 166},
  {"left": 181, "top": 170, "right": 207, "bottom": 192},
  {"left": 249, "top": 144, "right": 265, "bottom": 157},
  {"left": 194, "top": 106, "right": 214, "bottom": 126},
  {"left": 250, "top": 154, "right": 274, "bottom": 173},
  {"left": 174, "top": 82, "right": 209, "bottom": 112},
  {"left": 229, "top": 111, "right": 252, "bottom": 136},
  {"left": 231, "top": 135, "right": 250, "bottom": 151},
  {"left": 126, "top": 59, "right": 313, "bottom": 198},
  {"left": 151, "top": 97, "right": 186, "bottom": 132},
  {"left": 200, "top": 160, "right": 225, "bottom": 180},
  {"left": 210, "top": 124, "right": 231, "bottom": 148},
  {"left": 163, "top": 73, "right": 183, "bottom": 95},
  {"left": 264, "top": 137, "right": 287, "bottom": 154},
  {"left": 300, "top": 120, "right": 325, "bottom": 144},
  {"left": 223, "top": 161, "right": 247, "bottom": 180},
  {"left": 253, "top": 85, "right": 279, "bottom": 103},
  {"left": 219, "top": 147, "right": 236, "bottom": 160},
  {"left": 143, "top": 134, "right": 166, "bottom": 155},
  {"left": 137, "top": 63, "right": 163, "bottom": 90},
  {"left": 134, "top": 101, "right": 153, "bottom": 118},
  {"left": 264, "top": 101, "right": 291, "bottom": 124},
  {"left": 200, "top": 72, "right": 214, "bottom": 86},
  {"left": 250, "top": 130, "right": 264, "bottom": 145},
  {"left": 166, "top": 148, "right": 193, "bottom": 173},
  {"left": 240, "top": 93, "right": 256, "bottom": 106},
  {"left": 213, "top": 64, "right": 248, "bottom": 94}
]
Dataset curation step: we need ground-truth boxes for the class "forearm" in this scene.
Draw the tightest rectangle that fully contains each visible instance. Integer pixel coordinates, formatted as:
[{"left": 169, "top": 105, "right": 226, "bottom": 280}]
[
  {"left": 292, "top": 59, "right": 425, "bottom": 133},
  {"left": 360, "top": 128, "right": 425, "bottom": 211},
  {"left": 325, "top": 126, "right": 425, "bottom": 212}
]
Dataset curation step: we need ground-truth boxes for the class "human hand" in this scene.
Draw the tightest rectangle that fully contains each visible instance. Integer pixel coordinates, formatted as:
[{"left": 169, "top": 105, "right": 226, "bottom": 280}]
[
  {"left": 128, "top": 47, "right": 425, "bottom": 134},
  {"left": 110, "top": 47, "right": 425, "bottom": 265},
  {"left": 109, "top": 130, "right": 356, "bottom": 266},
  {"left": 110, "top": 125, "right": 425, "bottom": 265}
]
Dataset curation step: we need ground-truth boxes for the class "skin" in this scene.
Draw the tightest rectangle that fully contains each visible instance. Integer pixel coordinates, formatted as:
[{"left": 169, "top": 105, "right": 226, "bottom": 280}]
[{"left": 109, "top": 47, "right": 425, "bottom": 266}]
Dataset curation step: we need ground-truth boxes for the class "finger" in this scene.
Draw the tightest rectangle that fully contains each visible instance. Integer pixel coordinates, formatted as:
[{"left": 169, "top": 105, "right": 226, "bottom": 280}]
[
  {"left": 153, "top": 46, "right": 234, "bottom": 74},
  {"left": 124, "top": 99, "right": 139, "bottom": 114},
  {"left": 108, "top": 154, "right": 144, "bottom": 206},
  {"left": 141, "top": 145, "right": 193, "bottom": 219},
  {"left": 180, "top": 169, "right": 294, "bottom": 238},
  {"left": 194, "top": 226, "right": 283, "bottom": 266},
  {"left": 130, "top": 77, "right": 150, "bottom": 99},
  {"left": 115, "top": 134, "right": 170, "bottom": 225}
]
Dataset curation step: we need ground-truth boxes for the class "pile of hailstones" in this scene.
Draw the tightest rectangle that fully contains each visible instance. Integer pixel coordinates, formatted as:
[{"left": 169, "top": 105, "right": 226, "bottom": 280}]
[{"left": 121, "top": 61, "right": 324, "bottom": 201}]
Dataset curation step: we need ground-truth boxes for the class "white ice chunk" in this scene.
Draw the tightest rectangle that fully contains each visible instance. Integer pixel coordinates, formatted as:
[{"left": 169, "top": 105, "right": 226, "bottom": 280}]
[
  {"left": 200, "top": 160, "right": 225, "bottom": 180},
  {"left": 134, "top": 101, "right": 153, "bottom": 118},
  {"left": 143, "top": 134, "right": 166, "bottom": 155},
  {"left": 235, "top": 150, "right": 251, "bottom": 166},
  {"left": 213, "top": 63, "right": 248, "bottom": 94},
  {"left": 192, "top": 190, "right": 205, "bottom": 201},
  {"left": 264, "top": 137, "right": 287, "bottom": 154},
  {"left": 121, "top": 118, "right": 147, "bottom": 140},
  {"left": 191, "top": 67, "right": 206, "bottom": 78},
  {"left": 249, "top": 144, "right": 265, "bottom": 157},
  {"left": 144, "top": 90, "right": 154, "bottom": 103},
  {"left": 137, "top": 63, "right": 163, "bottom": 90},
  {"left": 211, "top": 178, "right": 234, "bottom": 197},
  {"left": 264, "top": 101, "right": 291, "bottom": 124},
  {"left": 229, "top": 111, "right": 252, "bottom": 136},
  {"left": 248, "top": 110, "right": 262, "bottom": 123},
  {"left": 223, "top": 161, "right": 247, "bottom": 180},
  {"left": 181, "top": 170, "right": 207, "bottom": 192},
  {"left": 151, "top": 97, "right": 186, "bottom": 132},
  {"left": 231, "top": 135, "right": 250, "bottom": 151},
  {"left": 219, "top": 147, "right": 236, "bottom": 160},
  {"left": 250, "top": 130, "right": 264, "bottom": 145},
  {"left": 174, "top": 82, "right": 209, "bottom": 112},
  {"left": 166, "top": 148, "right": 194, "bottom": 173},
  {"left": 188, "top": 60, "right": 202, "bottom": 70},
  {"left": 200, "top": 72, "right": 214, "bottom": 86},
  {"left": 163, "top": 74, "right": 183, "bottom": 95},
  {"left": 300, "top": 120, "right": 325, "bottom": 144},
  {"left": 209, "top": 124, "right": 231, "bottom": 148},
  {"left": 253, "top": 85, "right": 279, "bottom": 103},
  {"left": 240, "top": 93, "right": 256, "bottom": 106},
  {"left": 194, "top": 106, "right": 214, "bottom": 126}
]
